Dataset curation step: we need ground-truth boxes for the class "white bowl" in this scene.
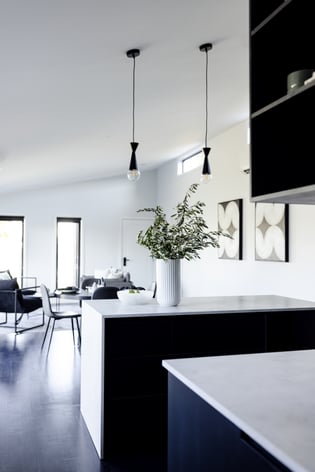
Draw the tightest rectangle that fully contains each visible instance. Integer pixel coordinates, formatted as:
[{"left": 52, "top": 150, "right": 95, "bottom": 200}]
[{"left": 117, "top": 289, "right": 154, "bottom": 305}]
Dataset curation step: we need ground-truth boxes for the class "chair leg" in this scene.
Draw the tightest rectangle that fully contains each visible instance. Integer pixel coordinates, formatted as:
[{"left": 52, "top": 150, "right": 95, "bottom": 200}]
[
  {"left": 41, "top": 317, "right": 51, "bottom": 349},
  {"left": 75, "top": 317, "right": 81, "bottom": 346},
  {"left": 11, "top": 308, "right": 45, "bottom": 335},
  {"left": 70, "top": 318, "right": 75, "bottom": 345},
  {"left": 14, "top": 311, "right": 25, "bottom": 334},
  {"left": 47, "top": 319, "right": 56, "bottom": 352}
]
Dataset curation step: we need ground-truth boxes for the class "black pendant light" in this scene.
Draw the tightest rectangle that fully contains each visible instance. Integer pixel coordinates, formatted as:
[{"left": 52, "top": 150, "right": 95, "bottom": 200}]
[
  {"left": 199, "top": 43, "right": 213, "bottom": 183},
  {"left": 126, "top": 48, "right": 141, "bottom": 182}
]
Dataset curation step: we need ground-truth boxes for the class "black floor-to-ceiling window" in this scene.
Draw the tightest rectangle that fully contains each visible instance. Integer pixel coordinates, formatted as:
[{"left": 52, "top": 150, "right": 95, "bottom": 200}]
[
  {"left": 0, "top": 216, "right": 24, "bottom": 280},
  {"left": 56, "top": 217, "right": 81, "bottom": 289}
]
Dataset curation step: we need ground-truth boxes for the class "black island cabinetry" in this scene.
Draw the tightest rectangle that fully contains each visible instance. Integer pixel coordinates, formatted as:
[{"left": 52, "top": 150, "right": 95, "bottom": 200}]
[
  {"left": 80, "top": 296, "right": 315, "bottom": 469},
  {"left": 102, "top": 304, "right": 315, "bottom": 459}
]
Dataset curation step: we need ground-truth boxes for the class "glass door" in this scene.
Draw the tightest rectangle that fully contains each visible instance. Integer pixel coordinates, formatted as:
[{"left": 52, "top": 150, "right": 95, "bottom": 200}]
[{"left": 56, "top": 218, "right": 81, "bottom": 289}]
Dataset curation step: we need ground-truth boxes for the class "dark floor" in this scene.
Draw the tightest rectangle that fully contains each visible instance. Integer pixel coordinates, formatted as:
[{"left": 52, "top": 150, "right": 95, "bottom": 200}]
[{"left": 0, "top": 313, "right": 165, "bottom": 472}]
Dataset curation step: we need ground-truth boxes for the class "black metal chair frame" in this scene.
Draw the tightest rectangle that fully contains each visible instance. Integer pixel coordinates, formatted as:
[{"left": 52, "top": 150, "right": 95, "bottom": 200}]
[
  {"left": 16, "top": 276, "right": 38, "bottom": 295},
  {"left": 40, "top": 284, "right": 81, "bottom": 351},
  {"left": 0, "top": 286, "right": 44, "bottom": 334}
]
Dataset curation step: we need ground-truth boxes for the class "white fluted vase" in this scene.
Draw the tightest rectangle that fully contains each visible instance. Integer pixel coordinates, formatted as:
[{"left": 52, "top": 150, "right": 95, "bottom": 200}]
[{"left": 156, "top": 259, "right": 181, "bottom": 307}]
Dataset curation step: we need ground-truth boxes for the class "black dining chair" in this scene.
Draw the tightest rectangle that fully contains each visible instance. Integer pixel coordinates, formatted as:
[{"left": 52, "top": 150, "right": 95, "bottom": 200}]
[
  {"left": 40, "top": 284, "right": 81, "bottom": 351},
  {"left": 91, "top": 286, "right": 119, "bottom": 299}
]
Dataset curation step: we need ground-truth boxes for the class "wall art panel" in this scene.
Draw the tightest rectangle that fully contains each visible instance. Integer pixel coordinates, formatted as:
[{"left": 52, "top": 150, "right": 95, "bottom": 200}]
[
  {"left": 255, "top": 203, "right": 289, "bottom": 262},
  {"left": 217, "top": 199, "right": 243, "bottom": 260}
]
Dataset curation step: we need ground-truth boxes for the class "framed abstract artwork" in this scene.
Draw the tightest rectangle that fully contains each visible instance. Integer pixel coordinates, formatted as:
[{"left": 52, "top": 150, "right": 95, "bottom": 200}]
[
  {"left": 255, "top": 203, "right": 289, "bottom": 262},
  {"left": 217, "top": 199, "right": 243, "bottom": 260}
]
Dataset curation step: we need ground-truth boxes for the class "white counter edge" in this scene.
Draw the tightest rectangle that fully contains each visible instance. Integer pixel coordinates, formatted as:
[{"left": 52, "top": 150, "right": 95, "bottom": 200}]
[
  {"left": 80, "top": 302, "right": 105, "bottom": 458},
  {"left": 162, "top": 355, "right": 311, "bottom": 472}
]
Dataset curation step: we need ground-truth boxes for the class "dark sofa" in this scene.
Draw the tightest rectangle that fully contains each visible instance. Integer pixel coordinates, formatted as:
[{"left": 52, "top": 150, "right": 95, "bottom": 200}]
[{"left": 0, "top": 278, "right": 44, "bottom": 334}]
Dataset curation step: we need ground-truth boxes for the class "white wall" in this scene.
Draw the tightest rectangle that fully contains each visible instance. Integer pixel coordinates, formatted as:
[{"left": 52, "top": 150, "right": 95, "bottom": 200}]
[
  {"left": 157, "top": 120, "right": 315, "bottom": 302},
  {"left": 0, "top": 171, "right": 157, "bottom": 290},
  {"left": 1, "top": 120, "right": 315, "bottom": 302}
]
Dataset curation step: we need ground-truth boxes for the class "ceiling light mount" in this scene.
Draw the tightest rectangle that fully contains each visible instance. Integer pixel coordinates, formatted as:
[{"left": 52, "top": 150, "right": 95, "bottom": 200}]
[
  {"left": 199, "top": 42, "right": 213, "bottom": 184},
  {"left": 199, "top": 43, "right": 213, "bottom": 54},
  {"left": 126, "top": 49, "right": 140, "bottom": 59},
  {"left": 126, "top": 48, "right": 141, "bottom": 182}
]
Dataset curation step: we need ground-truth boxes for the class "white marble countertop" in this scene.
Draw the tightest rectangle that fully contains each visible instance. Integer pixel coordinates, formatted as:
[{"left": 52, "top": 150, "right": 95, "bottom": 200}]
[
  {"left": 83, "top": 295, "right": 315, "bottom": 318},
  {"left": 163, "top": 349, "right": 315, "bottom": 472}
]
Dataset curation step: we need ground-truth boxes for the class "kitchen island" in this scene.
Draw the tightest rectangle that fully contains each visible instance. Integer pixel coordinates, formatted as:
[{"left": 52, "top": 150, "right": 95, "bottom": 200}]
[
  {"left": 163, "top": 349, "right": 315, "bottom": 472},
  {"left": 80, "top": 295, "right": 315, "bottom": 463}
]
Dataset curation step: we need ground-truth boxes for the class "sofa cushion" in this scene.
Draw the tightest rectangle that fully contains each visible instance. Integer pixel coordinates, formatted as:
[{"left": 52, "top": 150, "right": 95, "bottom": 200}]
[
  {"left": 0, "top": 278, "right": 19, "bottom": 291},
  {"left": 94, "top": 268, "right": 126, "bottom": 280},
  {"left": 0, "top": 279, "right": 41, "bottom": 313},
  {"left": 107, "top": 269, "right": 123, "bottom": 279},
  {"left": 22, "top": 295, "right": 42, "bottom": 312},
  {"left": 0, "top": 279, "right": 21, "bottom": 313},
  {"left": 0, "top": 270, "right": 13, "bottom": 281}
]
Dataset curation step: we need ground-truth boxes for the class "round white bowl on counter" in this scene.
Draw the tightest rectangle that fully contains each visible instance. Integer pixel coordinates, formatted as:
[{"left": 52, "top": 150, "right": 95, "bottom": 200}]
[{"left": 117, "top": 289, "right": 154, "bottom": 305}]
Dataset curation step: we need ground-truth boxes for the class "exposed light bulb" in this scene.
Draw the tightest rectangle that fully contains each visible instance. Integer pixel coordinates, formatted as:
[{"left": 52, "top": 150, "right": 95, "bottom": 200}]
[
  {"left": 200, "top": 173, "right": 212, "bottom": 184},
  {"left": 127, "top": 169, "right": 141, "bottom": 181}
]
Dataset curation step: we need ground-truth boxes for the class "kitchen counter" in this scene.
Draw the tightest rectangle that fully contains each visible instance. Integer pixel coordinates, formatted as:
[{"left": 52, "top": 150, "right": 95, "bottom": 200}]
[
  {"left": 163, "top": 350, "right": 315, "bottom": 472},
  {"left": 79, "top": 295, "right": 315, "bottom": 462},
  {"left": 81, "top": 294, "right": 315, "bottom": 318}
]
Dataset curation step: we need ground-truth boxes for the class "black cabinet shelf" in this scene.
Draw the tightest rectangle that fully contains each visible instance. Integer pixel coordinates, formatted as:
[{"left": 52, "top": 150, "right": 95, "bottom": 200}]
[
  {"left": 250, "top": 0, "right": 315, "bottom": 203},
  {"left": 250, "top": 0, "right": 313, "bottom": 113},
  {"left": 252, "top": 81, "right": 315, "bottom": 118}
]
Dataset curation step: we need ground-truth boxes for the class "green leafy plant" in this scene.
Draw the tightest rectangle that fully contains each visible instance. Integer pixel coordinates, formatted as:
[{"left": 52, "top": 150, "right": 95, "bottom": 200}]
[{"left": 137, "top": 183, "right": 231, "bottom": 261}]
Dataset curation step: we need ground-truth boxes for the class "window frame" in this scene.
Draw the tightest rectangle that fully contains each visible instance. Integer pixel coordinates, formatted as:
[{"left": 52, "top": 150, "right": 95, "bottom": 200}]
[
  {"left": 0, "top": 215, "right": 25, "bottom": 280},
  {"left": 56, "top": 217, "right": 81, "bottom": 289},
  {"left": 177, "top": 150, "right": 203, "bottom": 175}
]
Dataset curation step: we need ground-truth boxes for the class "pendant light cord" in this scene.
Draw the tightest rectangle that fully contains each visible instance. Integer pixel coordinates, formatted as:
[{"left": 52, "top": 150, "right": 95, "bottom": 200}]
[
  {"left": 205, "top": 49, "right": 209, "bottom": 148},
  {"left": 132, "top": 55, "right": 136, "bottom": 142}
]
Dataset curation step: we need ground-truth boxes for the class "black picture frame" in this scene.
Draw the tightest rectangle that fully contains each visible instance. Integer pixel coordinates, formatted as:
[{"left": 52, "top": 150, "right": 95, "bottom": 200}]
[
  {"left": 255, "top": 203, "right": 289, "bottom": 262},
  {"left": 217, "top": 199, "right": 243, "bottom": 260}
]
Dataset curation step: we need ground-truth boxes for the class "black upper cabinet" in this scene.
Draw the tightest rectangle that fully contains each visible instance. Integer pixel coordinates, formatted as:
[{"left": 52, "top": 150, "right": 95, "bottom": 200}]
[
  {"left": 250, "top": 0, "right": 315, "bottom": 203},
  {"left": 250, "top": 0, "right": 283, "bottom": 35}
]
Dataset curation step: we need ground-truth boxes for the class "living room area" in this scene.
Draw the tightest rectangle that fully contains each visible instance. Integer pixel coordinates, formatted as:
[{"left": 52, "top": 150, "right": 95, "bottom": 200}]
[{"left": 2, "top": 118, "right": 315, "bottom": 305}]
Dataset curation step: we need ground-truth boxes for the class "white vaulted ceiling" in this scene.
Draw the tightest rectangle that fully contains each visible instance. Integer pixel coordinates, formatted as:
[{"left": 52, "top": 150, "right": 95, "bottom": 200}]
[{"left": 0, "top": 0, "right": 249, "bottom": 194}]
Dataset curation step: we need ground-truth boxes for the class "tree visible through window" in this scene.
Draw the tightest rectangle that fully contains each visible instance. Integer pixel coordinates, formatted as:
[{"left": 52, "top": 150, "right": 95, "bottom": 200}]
[
  {"left": 0, "top": 216, "right": 24, "bottom": 279},
  {"left": 56, "top": 218, "right": 81, "bottom": 289}
]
